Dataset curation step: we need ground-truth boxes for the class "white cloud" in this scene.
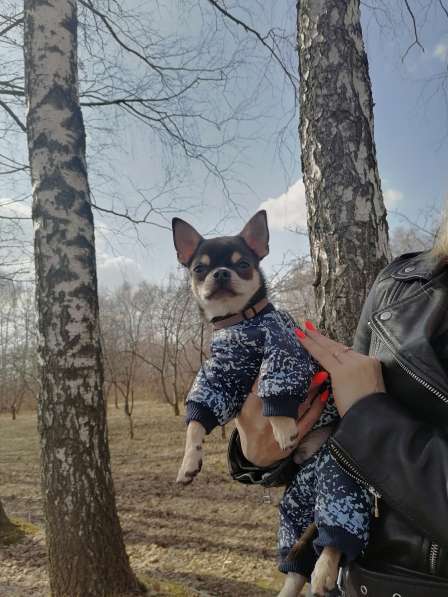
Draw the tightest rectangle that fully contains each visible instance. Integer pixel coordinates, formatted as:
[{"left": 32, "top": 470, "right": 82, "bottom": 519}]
[
  {"left": 259, "top": 180, "right": 404, "bottom": 228},
  {"left": 95, "top": 224, "right": 144, "bottom": 288},
  {"left": 97, "top": 252, "right": 144, "bottom": 289},
  {"left": 383, "top": 188, "right": 403, "bottom": 208},
  {"left": 259, "top": 179, "right": 307, "bottom": 232},
  {"left": 434, "top": 43, "right": 448, "bottom": 62}
]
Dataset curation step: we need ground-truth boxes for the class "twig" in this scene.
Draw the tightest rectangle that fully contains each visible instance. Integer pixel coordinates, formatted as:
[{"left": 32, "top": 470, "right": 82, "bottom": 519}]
[
  {"left": 206, "top": 0, "right": 297, "bottom": 91},
  {"left": 401, "top": 0, "right": 425, "bottom": 61},
  {"left": 79, "top": 0, "right": 164, "bottom": 76},
  {"left": 91, "top": 203, "right": 171, "bottom": 230},
  {"left": 438, "top": 0, "right": 448, "bottom": 19},
  {"left": 388, "top": 208, "right": 436, "bottom": 238},
  {"left": 0, "top": 16, "right": 24, "bottom": 37},
  {"left": 0, "top": 100, "right": 26, "bottom": 132}
]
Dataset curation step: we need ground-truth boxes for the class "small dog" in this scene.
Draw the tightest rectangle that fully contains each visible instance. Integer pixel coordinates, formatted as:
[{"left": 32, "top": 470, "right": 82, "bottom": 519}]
[{"left": 172, "top": 211, "right": 371, "bottom": 597}]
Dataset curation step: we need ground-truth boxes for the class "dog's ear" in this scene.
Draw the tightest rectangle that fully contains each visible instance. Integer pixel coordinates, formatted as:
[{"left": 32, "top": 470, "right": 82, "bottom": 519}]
[
  {"left": 239, "top": 210, "right": 269, "bottom": 260},
  {"left": 172, "top": 218, "right": 203, "bottom": 266}
]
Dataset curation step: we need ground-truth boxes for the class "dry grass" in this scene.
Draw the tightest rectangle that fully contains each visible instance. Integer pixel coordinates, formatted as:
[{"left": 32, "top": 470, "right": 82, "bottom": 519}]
[{"left": 0, "top": 399, "right": 296, "bottom": 596}]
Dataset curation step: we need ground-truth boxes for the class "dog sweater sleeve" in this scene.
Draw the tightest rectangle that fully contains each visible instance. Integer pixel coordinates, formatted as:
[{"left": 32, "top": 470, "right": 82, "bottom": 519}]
[
  {"left": 186, "top": 326, "right": 262, "bottom": 432},
  {"left": 258, "top": 314, "right": 319, "bottom": 418}
]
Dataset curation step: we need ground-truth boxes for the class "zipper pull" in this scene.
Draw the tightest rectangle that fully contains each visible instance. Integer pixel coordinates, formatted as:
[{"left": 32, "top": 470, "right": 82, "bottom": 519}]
[
  {"left": 370, "top": 487, "right": 381, "bottom": 518},
  {"left": 337, "top": 566, "right": 345, "bottom": 596},
  {"left": 374, "top": 494, "right": 379, "bottom": 518}
]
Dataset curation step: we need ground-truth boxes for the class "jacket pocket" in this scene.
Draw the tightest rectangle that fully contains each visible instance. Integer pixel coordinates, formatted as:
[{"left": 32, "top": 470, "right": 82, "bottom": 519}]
[{"left": 342, "top": 562, "right": 448, "bottom": 597}]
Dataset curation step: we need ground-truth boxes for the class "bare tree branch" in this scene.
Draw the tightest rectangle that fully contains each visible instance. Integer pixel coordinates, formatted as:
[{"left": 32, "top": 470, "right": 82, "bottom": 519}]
[
  {"left": 0, "top": 16, "right": 23, "bottom": 37},
  {"left": 401, "top": 0, "right": 425, "bottom": 61},
  {"left": 438, "top": 0, "right": 448, "bottom": 19},
  {"left": 91, "top": 203, "right": 171, "bottom": 230},
  {"left": 0, "top": 99, "right": 26, "bottom": 131},
  {"left": 79, "top": 0, "right": 165, "bottom": 77},
  {"left": 206, "top": 0, "right": 297, "bottom": 92},
  {"left": 388, "top": 208, "right": 437, "bottom": 238},
  {"left": 80, "top": 78, "right": 200, "bottom": 106},
  {"left": 0, "top": 215, "right": 31, "bottom": 221}
]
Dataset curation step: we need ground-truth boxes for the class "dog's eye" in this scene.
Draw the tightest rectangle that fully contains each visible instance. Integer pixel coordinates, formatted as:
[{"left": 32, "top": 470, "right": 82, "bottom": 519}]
[
  {"left": 238, "top": 260, "right": 250, "bottom": 269},
  {"left": 193, "top": 264, "right": 206, "bottom": 274}
]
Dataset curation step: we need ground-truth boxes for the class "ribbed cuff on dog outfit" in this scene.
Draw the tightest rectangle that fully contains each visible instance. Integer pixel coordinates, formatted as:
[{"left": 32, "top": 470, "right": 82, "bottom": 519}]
[
  {"left": 262, "top": 395, "right": 299, "bottom": 419},
  {"left": 186, "top": 401, "right": 219, "bottom": 434},
  {"left": 278, "top": 544, "right": 316, "bottom": 579},
  {"left": 313, "top": 525, "right": 364, "bottom": 563}
]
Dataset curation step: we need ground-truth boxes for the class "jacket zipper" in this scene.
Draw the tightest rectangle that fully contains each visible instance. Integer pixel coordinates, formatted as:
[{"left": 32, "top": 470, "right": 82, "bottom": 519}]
[
  {"left": 369, "top": 318, "right": 444, "bottom": 574},
  {"left": 429, "top": 542, "right": 440, "bottom": 575},
  {"left": 368, "top": 320, "right": 448, "bottom": 406},
  {"left": 330, "top": 442, "right": 382, "bottom": 518}
]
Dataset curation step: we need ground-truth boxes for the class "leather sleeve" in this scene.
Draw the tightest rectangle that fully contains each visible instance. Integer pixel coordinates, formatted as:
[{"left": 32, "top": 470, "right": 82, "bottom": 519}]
[
  {"left": 352, "top": 279, "right": 376, "bottom": 355},
  {"left": 332, "top": 393, "right": 448, "bottom": 549}
]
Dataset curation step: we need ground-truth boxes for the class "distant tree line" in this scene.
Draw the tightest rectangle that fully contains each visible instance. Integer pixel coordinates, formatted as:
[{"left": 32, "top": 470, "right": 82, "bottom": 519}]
[{"left": 0, "top": 213, "right": 435, "bottom": 425}]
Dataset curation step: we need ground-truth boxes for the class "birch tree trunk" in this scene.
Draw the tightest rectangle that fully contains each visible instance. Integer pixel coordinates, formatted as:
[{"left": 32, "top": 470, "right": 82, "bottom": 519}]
[
  {"left": 24, "top": 1, "right": 142, "bottom": 595},
  {"left": 297, "top": 0, "right": 391, "bottom": 344}
]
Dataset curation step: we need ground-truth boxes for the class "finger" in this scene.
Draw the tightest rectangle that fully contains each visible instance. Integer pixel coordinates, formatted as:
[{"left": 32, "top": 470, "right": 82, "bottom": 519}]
[
  {"left": 304, "top": 321, "right": 352, "bottom": 354},
  {"left": 297, "top": 395, "right": 325, "bottom": 440},
  {"left": 319, "top": 388, "right": 330, "bottom": 403},
  {"left": 295, "top": 328, "right": 339, "bottom": 371},
  {"left": 307, "top": 370, "right": 329, "bottom": 397},
  {"left": 311, "top": 370, "right": 329, "bottom": 387},
  {"left": 299, "top": 323, "right": 356, "bottom": 366}
]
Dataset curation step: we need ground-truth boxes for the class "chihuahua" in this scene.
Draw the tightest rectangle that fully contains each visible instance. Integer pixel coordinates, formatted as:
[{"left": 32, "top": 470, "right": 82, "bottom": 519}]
[
  {"left": 172, "top": 211, "right": 370, "bottom": 597},
  {"left": 173, "top": 211, "right": 301, "bottom": 480}
]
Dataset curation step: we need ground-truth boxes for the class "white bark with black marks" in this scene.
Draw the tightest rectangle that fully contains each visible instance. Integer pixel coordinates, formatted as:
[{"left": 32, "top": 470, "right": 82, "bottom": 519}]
[
  {"left": 297, "top": 0, "right": 391, "bottom": 343},
  {"left": 24, "top": 1, "right": 142, "bottom": 595}
]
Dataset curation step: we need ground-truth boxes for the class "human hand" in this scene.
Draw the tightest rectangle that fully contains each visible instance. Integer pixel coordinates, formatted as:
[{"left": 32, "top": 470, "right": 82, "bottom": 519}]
[
  {"left": 235, "top": 371, "right": 328, "bottom": 467},
  {"left": 295, "top": 321, "right": 385, "bottom": 416}
]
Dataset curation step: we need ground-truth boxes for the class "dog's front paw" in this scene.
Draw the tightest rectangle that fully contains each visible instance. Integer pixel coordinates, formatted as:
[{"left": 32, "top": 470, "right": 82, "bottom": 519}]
[
  {"left": 277, "top": 572, "right": 306, "bottom": 597},
  {"left": 176, "top": 445, "right": 203, "bottom": 485},
  {"left": 311, "top": 546, "right": 340, "bottom": 596},
  {"left": 268, "top": 416, "right": 299, "bottom": 451}
]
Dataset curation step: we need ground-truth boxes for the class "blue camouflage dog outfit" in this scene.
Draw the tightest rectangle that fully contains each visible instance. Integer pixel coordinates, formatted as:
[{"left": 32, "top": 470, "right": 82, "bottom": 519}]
[{"left": 186, "top": 303, "right": 372, "bottom": 576}]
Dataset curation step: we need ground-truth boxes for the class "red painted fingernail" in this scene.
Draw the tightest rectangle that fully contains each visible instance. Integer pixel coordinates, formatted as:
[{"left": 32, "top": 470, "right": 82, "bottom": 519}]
[
  {"left": 295, "top": 328, "right": 306, "bottom": 339},
  {"left": 312, "top": 371, "right": 329, "bottom": 385},
  {"left": 305, "top": 320, "right": 316, "bottom": 331},
  {"left": 319, "top": 389, "right": 330, "bottom": 403}
]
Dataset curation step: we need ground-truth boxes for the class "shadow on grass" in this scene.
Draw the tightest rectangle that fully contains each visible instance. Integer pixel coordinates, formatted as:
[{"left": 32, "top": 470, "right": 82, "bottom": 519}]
[
  {"left": 125, "top": 530, "right": 276, "bottom": 561},
  {"left": 142, "top": 569, "right": 277, "bottom": 596},
  {"left": 125, "top": 506, "right": 272, "bottom": 533},
  {"left": 0, "top": 517, "right": 29, "bottom": 546}
]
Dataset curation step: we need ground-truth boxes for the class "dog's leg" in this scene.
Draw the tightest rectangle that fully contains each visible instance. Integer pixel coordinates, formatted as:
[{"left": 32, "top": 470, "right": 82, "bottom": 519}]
[
  {"left": 310, "top": 546, "right": 341, "bottom": 596},
  {"left": 277, "top": 572, "right": 307, "bottom": 597},
  {"left": 268, "top": 416, "right": 300, "bottom": 451},
  {"left": 176, "top": 421, "right": 206, "bottom": 485}
]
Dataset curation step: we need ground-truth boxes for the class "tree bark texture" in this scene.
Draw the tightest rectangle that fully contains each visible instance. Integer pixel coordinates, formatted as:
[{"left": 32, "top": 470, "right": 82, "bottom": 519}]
[
  {"left": 0, "top": 499, "right": 24, "bottom": 544},
  {"left": 297, "top": 0, "right": 391, "bottom": 344},
  {"left": 0, "top": 499, "right": 13, "bottom": 530},
  {"left": 24, "top": 1, "right": 141, "bottom": 595}
]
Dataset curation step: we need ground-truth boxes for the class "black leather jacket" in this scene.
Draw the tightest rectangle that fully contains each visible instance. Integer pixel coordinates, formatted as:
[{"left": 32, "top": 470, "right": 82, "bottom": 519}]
[{"left": 330, "top": 251, "right": 448, "bottom": 592}]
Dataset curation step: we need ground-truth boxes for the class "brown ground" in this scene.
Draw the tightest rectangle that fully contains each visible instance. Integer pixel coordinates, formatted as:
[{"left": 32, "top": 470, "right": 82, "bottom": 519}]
[{"left": 0, "top": 400, "right": 307, "bottom": 597}]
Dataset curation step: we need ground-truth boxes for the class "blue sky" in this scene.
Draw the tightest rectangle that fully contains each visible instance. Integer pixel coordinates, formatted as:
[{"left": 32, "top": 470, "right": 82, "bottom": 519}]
[
  {"left": 1, "top": 1, "right": 447, "bottom": 289},
  {"left": 93, "top": 1, "right": 448, "bottom": 289}
]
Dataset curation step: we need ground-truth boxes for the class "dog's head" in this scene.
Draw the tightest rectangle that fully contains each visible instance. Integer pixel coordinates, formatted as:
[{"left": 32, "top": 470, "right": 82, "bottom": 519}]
[{"left": 172, "top": 211, "right": 269, "bottom": 321}]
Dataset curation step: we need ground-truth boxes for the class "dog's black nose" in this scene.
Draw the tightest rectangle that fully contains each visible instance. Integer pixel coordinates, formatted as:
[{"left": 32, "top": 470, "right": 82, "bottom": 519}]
[{"left": 213, "top": 268, "right": 231, "bottom": 281}]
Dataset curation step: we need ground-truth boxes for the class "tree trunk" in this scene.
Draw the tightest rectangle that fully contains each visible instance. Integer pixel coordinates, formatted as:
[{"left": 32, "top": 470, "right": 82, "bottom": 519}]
[
  {"left": 24, "top": 1, "right": 142, "bottom": 595},
  {"left": 0, "top": 499, "right": 23, "bottom": 544},
  {"left": 0, "top": 499, "right": 13, "bottom": 530},
  {"left": 297, "top": 0, "right": 391, "bottom": 344}
]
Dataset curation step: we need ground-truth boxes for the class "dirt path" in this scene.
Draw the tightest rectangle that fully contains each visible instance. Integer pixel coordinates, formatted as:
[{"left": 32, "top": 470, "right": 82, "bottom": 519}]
[{"left": 0, "top": 401, "right": 295, "bottom": 596}]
